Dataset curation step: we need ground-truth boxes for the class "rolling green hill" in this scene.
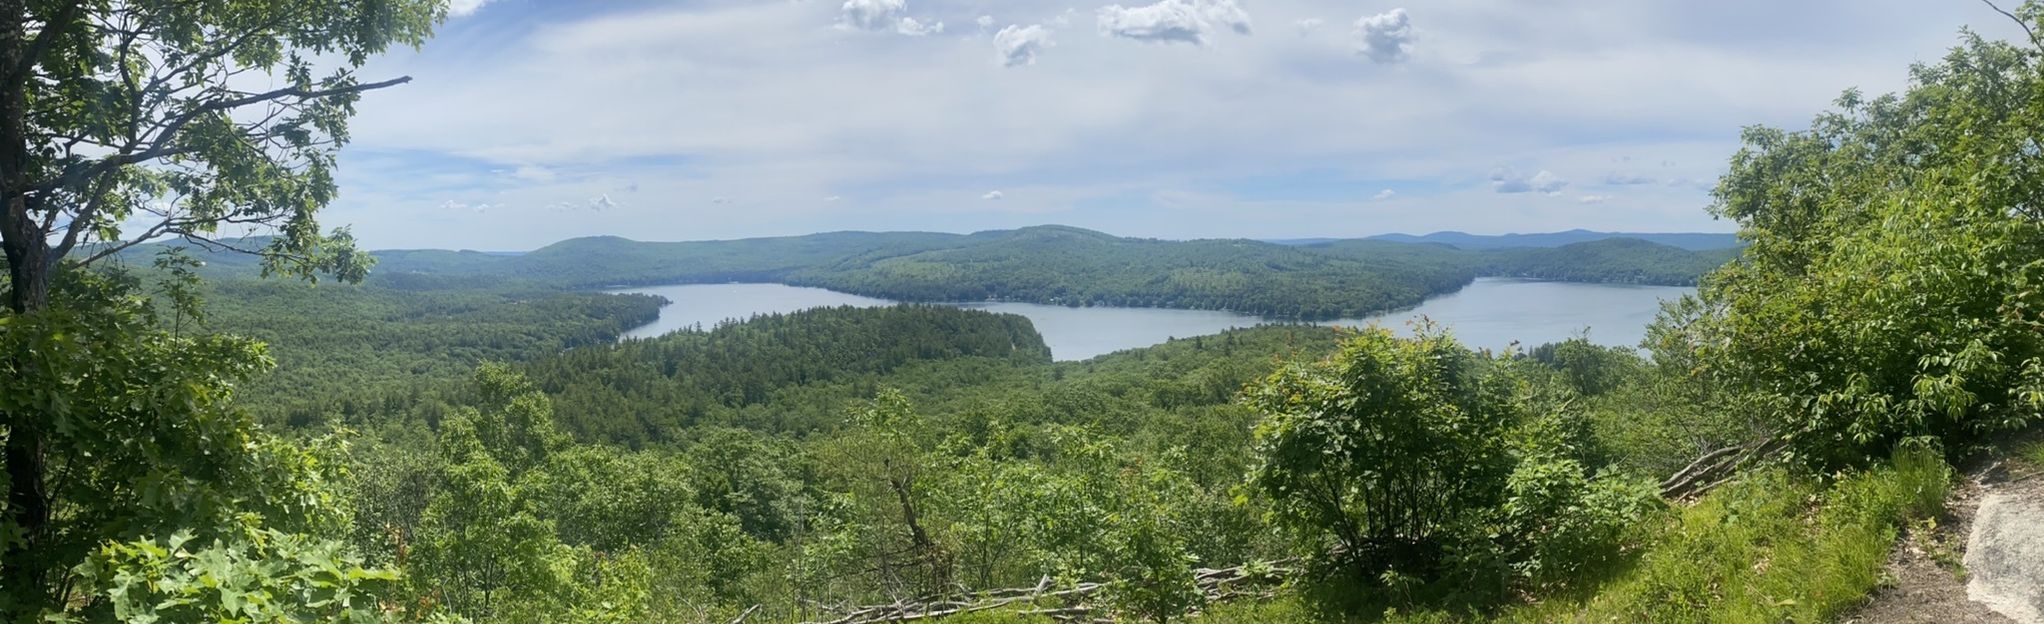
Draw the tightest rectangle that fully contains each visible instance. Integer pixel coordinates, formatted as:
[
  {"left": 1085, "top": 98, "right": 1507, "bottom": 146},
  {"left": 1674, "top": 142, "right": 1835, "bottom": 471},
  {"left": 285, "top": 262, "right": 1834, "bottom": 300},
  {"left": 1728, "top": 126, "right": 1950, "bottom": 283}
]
[
  {"left": 1477, "top": 238, "right": 1742, "bottom": 285},
  {"left": 119, "top": 225, "right": 1737, "bottom": 320},
  {"left": 1362, "top": 228, "right": 1742, "bottom": 251},
  {"left": 782, "top": 225, "right": 1478, "bottom": 318}
]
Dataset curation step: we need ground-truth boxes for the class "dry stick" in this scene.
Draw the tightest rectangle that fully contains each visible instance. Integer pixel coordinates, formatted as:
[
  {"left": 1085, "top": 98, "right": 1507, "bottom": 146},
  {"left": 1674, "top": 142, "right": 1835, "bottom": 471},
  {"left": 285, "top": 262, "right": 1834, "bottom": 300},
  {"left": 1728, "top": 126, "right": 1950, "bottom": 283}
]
[
  {"left": 1659, "top": 443, "right": 1749, "bottom": 491},
  {"left": 729, "top": 604, "right": 762, "bottom": 624},
  {"left": 1662, "top": 436, "right": 1789, "bottom": 500},
  {"left": 799, "top": 561, "right": 1296, "bottom": 624}
]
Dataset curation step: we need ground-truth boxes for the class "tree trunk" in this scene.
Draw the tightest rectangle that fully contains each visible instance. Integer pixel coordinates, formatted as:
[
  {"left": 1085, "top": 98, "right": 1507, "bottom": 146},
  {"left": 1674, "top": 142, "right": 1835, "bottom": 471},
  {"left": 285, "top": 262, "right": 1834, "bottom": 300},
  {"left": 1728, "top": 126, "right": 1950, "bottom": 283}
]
[
  {"left": 0, "top": 1, "right": 53, "bottom": 616},
  {"left": 2, "top": 223, "right": 49, "bottom": 314},
  {"left": 1, "top": 432, "right": 50, "bottom": 618}
]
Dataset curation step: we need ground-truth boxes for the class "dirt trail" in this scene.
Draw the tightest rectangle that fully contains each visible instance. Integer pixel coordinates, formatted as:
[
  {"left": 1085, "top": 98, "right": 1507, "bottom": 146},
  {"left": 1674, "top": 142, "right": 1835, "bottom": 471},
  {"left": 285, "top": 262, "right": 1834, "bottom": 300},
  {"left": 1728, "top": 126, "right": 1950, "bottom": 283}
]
[{"left": 1847, "top": 442, "right": 2044, "bottom": 624}]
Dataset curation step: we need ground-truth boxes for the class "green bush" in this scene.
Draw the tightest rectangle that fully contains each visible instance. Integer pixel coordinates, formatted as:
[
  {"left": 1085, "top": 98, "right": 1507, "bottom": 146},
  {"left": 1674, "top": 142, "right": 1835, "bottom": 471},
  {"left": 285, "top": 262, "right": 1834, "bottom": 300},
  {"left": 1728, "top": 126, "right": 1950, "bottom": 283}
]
[
  {"left": 1243, "top": 326, "right": 1518, "bottom": 581},
  {"left": 1244, "top": 327, "right": 1660, "bottom": 608},
  {"left": 1668, "top": 18, "right": 2044, "bottom": 468}
]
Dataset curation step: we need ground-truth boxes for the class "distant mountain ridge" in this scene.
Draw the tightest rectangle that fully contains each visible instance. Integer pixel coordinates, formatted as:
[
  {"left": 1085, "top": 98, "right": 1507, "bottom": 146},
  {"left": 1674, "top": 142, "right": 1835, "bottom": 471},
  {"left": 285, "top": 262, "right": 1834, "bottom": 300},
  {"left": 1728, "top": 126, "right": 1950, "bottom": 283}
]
[
  {"left": 1351, "top": 229, "right": 1741, "bottom": 251},
  {"left": 117, "top": 225, "right": 1735, "bottom": 320}
]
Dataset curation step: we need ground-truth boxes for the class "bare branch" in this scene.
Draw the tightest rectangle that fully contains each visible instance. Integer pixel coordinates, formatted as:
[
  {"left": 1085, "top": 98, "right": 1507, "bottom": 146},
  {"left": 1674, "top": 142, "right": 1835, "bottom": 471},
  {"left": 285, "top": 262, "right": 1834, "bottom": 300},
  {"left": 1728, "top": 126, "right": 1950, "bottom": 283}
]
[
  {"left": 1979, "top": 0, "right": 2044, "bottom": 51},
  {"left": 77, "top": 218, "right": 173, "bottom": 266}
]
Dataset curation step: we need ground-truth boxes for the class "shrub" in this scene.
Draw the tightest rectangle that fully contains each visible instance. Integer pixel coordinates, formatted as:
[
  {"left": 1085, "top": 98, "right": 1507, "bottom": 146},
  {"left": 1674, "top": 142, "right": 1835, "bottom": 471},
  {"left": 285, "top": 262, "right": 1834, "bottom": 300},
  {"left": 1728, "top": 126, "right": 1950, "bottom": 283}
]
[
  {"left": 1244, "top": 327, "right": 1660, "bottom": 607},
  {"left": 1244, "top": 326, "right": 1517, "bottom": 580},
  {"left": 1667, "top": 21, "right": 2044, "bottom": 468}
]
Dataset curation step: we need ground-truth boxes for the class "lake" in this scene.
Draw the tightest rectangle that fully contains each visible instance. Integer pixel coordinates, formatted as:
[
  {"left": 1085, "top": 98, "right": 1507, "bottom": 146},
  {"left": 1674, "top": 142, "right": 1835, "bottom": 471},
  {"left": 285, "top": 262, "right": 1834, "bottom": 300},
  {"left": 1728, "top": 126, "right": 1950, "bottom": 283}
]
[{"left": 611, "top": 278, "right": 1695, "bottom": 361}]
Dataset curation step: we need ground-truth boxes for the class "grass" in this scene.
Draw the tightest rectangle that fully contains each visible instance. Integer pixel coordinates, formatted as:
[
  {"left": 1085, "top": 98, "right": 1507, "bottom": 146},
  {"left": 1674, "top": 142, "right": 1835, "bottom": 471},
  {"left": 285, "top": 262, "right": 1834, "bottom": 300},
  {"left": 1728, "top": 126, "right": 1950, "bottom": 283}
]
[
  {"left": 848, "top": 445, "right": 1954, "bottom": 624},
  {"left": 1184, "top": 443, "right": 1952, "bottom": 624},
  {"left": 2021, "top": 439, "right": 2044, "bottom": 469},
  {"left": 1516, "top": 442, "right": 1949, "bottom": 622}
]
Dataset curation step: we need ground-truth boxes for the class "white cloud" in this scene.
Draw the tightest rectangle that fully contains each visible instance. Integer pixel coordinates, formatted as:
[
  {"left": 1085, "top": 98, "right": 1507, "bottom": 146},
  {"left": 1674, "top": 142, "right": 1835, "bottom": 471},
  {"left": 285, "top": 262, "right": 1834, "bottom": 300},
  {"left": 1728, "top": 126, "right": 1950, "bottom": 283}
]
[
  {"left": 1372, "top": 189, "right": 1396, "bottom": 200},
  {"left": 995, "top": 24, "right": 1054, "bottom": 67},
  {"left": 1578, "top": 194, "right": 1609, "bottom": 204},
  {"left": 838, "top": 0, "right": 942, "bottom": 36},
  {"left": 438, "top": 200, "right": 490, "bottom": 213},
  {"left": 1096, "top": 0, "right": 1251, "bottom": 46},
  {"left": 447, "top": 0, "right": 494, "bottom": 17},
  {"left": 711, "top": 196, "right": 732, "bottom": 204},
  {"left": 982, "top": 190, "right": 1005, "bottom": 200},
  {"left": 897, "top": 17, "right": 944, "bottom": 36},
  {"left": 1356, "top": 9, "right": 1414, "bottom": 63},
  {"left": 839, "top": 0, "right": 906, "bottom": 30},
  {"left": 1603, "top": 172, "right": 1656, "bottom": 185},
  {"left": 977, "top": 15, "right": 995, "bottom": 29},
  {"left": 1295, "top": 17, "right": 1326, "bottom": 35},
  {"left": 824, "top": 195, "right": 843, "bottom": 202},
  {"left": 1491, "top": 168, "right": 1567, "bottom": 194},
  {"left": 550, "top": 194, "right": 620, "bottom": 212}
]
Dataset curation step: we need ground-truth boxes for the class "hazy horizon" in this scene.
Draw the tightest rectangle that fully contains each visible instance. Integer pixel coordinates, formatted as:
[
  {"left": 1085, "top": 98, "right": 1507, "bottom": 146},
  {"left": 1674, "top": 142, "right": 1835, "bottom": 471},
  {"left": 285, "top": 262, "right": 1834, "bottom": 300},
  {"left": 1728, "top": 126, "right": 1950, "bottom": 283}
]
[
  {"left": 324, "top": 224, "right": 1738, "bottom": 253},
  {"left": 288, "top": 1, "right": 2016, "bottom": 250}
]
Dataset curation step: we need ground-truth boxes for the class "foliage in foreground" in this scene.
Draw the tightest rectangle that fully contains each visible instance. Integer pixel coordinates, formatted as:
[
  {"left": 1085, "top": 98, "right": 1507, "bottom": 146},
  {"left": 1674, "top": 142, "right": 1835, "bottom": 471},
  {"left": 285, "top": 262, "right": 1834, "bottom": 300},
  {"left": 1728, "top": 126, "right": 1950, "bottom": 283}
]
[
  {"left": 0, "top": 270, "right": 406, "bottom": 621},
  {"left": 1244, "top": 327, "right": 1660, "bottom": 609},
  {"left": 1661, "top": 16, "right": 2044, "bottom": 469}
]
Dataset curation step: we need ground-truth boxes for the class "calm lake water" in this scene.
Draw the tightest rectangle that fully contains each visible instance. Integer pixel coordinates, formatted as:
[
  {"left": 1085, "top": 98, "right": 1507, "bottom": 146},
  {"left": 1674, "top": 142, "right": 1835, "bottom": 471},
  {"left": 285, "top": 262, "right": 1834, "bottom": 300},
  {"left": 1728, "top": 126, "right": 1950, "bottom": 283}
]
[{"left": 612, "top": 278, "right": 1695, "bottom": 361}]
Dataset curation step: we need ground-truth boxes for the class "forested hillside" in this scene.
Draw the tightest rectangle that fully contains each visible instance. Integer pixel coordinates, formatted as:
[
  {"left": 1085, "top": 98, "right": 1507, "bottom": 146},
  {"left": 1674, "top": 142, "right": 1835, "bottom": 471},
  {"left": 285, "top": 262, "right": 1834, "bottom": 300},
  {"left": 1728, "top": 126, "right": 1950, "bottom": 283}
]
[
  {"left": 1475, "top": 238, "right": 1741, "bottom": 285},
  {"left": 1362, "top": 229, "right": 1742, "bottom": 251},
  {"left": 527, "top": 305, "right": 1051, "bottom": 445},
  {"left": 297, "top": 225, "right": 1727, "bottom": 319},
  {"left": 784, "top": 226, "right": 1479, "bottom": 318},
  {"left": 189, "top": 275, "right": 664, "bottom": 428}
]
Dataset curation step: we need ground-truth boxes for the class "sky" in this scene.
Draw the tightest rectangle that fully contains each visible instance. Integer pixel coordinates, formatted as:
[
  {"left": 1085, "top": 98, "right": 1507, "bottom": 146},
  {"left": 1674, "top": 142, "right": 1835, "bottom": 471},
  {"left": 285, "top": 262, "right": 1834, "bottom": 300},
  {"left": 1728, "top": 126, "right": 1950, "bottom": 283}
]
[{"left": 322, "top": 0, "right": 2028, "bottom": 250}]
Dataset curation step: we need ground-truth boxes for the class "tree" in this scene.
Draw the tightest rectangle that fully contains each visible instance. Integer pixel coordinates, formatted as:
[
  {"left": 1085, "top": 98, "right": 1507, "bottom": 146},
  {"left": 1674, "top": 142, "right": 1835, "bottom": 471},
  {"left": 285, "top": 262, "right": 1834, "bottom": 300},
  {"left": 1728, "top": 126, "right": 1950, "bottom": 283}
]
[
  {"left": 1244, "top": 327, "right": 1517, "bottom": 578},
  {"left": 1665, "top": 5, "right": 2044, "bottom": 467},
  {"left": 0, "top": 269, "right": 388, "bottom": 619},
  {"left": 1244, "top": 327, "right": 1658, "bottom": 603},
  {"left": 0, "top": 0, "right": 437, "bottom": 313},
  {"left": 408, "top": 366, "right": 571, "bottom": 621},
  {"left": 0, "top": 2, "right": 439, "bottom": 617}
]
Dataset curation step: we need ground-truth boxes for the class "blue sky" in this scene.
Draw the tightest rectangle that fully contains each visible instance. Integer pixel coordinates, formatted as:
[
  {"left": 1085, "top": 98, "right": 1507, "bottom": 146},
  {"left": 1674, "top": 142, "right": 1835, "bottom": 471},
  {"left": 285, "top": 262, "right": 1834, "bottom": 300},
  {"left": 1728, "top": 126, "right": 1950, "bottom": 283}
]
[{"left": 323, "top": 0, "right": 2026, "bottom": 250}]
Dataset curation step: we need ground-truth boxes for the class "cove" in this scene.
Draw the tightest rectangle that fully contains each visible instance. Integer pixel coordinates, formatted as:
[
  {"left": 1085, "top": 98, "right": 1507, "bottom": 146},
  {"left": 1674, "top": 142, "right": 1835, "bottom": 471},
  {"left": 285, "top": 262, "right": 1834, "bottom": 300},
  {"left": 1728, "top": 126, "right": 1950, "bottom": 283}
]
[{"left": 610, "top": 278, "right": 1696, "bottom": 361}]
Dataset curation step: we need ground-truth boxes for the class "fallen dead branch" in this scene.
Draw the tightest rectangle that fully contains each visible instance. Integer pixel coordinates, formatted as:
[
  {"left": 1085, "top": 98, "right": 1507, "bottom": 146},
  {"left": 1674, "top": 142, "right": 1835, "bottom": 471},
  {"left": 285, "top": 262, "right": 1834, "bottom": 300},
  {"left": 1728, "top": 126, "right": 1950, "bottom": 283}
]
[
  {"left": 1660, "top": 436, "right": 1787, "bottom": 500},
  {"left": 798, "top": 560, "right": 1297, "bottom": 624}
]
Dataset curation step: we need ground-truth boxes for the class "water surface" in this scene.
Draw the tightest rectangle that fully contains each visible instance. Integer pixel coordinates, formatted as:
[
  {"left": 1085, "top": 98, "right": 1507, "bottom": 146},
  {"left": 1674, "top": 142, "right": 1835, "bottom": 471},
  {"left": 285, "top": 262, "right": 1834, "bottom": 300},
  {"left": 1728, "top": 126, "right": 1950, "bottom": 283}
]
[
  {"left": 612, "top": 279, "right": 1694, "bottom": 360},
  {"left": 612, "top": 283, "right": 893, "bottom": 340}
]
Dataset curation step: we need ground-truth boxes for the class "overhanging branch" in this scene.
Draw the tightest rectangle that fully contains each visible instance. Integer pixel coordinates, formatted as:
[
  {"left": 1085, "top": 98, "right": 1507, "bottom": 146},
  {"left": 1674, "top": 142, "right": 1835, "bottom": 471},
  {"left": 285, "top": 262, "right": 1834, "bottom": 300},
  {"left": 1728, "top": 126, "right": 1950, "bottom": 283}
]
[
  {"left": 1978, "top": 0, "right": 2044, "bottom": 51},
  {"left": 37, "top": 75, "right": 412, "bottom": 197}
]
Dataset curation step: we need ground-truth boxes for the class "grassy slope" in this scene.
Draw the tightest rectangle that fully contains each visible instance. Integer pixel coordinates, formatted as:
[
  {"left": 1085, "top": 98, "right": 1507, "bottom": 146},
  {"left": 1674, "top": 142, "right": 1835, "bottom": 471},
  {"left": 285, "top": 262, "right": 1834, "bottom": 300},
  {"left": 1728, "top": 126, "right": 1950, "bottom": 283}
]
[
  {"left": 925, "top": 443, "right": 1951, "bottom": 624},
  {"left": 1192, "top": 445, "right": 1952, "bottom": 624}
]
